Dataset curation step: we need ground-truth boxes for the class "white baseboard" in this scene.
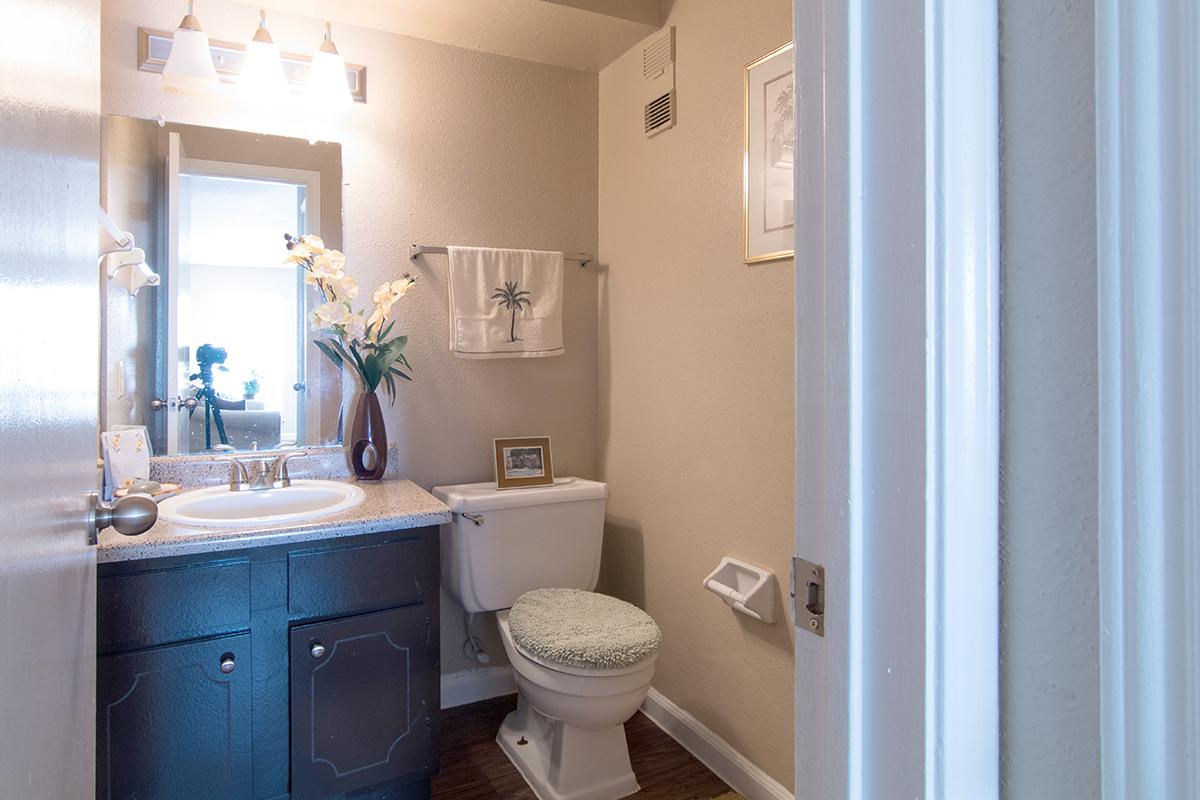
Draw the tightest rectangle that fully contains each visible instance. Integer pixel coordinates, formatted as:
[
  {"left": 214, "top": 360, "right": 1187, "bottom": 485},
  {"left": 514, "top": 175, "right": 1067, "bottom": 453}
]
[
  {"left": 441, "top": 666, "right": 517, "bottom": 709},
  {"left": 640, "top": 687, "right": 792, "bottom": 800}
]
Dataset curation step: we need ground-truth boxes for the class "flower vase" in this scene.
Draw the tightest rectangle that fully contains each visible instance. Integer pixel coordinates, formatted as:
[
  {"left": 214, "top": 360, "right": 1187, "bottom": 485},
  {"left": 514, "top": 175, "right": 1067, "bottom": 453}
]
[{"left": 347, "top": 388, "right": 387, "bottom": 480}]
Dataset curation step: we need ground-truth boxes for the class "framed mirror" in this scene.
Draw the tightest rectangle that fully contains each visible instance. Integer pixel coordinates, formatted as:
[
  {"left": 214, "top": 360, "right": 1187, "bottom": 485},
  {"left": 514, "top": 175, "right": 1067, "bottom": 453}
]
[{"left": 101, "top": 116, "right": 346, "bottom": 455}]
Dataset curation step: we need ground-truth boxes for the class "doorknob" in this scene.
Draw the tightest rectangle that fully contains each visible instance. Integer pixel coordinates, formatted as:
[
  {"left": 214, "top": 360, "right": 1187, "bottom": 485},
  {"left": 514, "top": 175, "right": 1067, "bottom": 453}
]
[
  {"left": 87, "top": 492, "right": 157, "bottom": 545},
  {"left": 150, "top": 396, "right": 199, "bottom": 411},
  {"left": 293, "top": 383, "right": 306, "bottom": 392}
]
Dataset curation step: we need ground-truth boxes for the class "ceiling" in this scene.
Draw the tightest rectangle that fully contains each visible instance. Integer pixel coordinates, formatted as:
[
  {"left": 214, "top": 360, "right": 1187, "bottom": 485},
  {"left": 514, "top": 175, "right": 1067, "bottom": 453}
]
[{"left": 234, "top": 0, "right": 663, "bottom": 72}]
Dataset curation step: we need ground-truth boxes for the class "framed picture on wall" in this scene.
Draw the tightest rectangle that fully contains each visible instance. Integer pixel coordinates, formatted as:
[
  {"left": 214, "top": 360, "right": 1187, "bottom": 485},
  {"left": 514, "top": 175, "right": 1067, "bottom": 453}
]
[
  {"left": 493, "top": 436, "right": 555, "bottom": 489},
  {"left": 744, "top": 42, "right": 796, "bottom": 264}
]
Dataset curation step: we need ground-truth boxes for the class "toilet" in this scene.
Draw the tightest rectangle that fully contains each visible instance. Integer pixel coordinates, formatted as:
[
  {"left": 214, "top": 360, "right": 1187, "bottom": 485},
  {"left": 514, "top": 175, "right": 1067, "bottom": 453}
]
[{"left": 433, "top": 478, "right": 660, "bottom": 800}]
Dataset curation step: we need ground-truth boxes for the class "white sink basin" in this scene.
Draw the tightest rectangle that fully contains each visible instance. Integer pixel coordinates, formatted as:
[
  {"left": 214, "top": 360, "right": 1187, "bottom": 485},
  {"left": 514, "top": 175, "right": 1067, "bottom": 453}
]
[{"left": 157, "top": 480, "right": 366, "bottom": 529}]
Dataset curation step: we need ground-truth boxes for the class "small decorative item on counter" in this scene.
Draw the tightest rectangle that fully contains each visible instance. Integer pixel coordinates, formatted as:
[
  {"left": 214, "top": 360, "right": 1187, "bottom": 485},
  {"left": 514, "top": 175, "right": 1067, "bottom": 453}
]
[
  {"left": 493, "top": 436, "right": 555, "bottom": 490},
  {"left": 286, "top": 233, "right": 416, "bottom": 480},
  {"left": 100, "top": 427, "right": 152, "bottom": 500}
]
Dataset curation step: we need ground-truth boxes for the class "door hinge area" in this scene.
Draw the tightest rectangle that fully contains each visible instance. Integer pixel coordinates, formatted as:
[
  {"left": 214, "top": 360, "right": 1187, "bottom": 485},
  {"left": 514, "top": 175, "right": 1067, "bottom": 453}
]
[{"left": 791, "top": 557, "right": 825, "bottom": 637}]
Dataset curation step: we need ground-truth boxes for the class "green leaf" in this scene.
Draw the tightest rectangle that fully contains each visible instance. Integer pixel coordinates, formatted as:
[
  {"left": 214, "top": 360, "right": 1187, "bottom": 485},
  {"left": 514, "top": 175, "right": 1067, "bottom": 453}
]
[
  {"left": 360, "top": 352, "right": 385, "bottom": 392},
  {"left": 313, "top": 339, "right": 344, "bottom": 370},
  {"left": 382, "top": 370, "right": 396, "bottom": 403},
  {"left": 379, "top": 320, "right": 396, "bottom": 342},
  {"left": 389, "top": 367, "right": 413, "bottom": 381}
]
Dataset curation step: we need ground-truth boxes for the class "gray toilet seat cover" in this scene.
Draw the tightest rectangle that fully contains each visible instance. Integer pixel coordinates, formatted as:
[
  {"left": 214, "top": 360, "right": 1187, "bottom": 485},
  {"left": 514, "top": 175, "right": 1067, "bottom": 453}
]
[{"left": 508, "top": 588, "right": 662, "bottom": 671}]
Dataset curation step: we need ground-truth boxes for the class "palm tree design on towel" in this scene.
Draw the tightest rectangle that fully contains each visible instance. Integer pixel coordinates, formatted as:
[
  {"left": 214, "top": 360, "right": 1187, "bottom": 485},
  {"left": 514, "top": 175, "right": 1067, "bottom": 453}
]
[{"left": 492, "top": 280, "right": 533, "bottom": 343}]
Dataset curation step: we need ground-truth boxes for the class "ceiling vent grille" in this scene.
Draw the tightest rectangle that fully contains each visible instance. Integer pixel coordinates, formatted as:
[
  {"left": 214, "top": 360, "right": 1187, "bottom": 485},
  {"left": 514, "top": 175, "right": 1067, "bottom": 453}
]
[{"left": 641, "top": 27, "right": 676, "bottom": 138}]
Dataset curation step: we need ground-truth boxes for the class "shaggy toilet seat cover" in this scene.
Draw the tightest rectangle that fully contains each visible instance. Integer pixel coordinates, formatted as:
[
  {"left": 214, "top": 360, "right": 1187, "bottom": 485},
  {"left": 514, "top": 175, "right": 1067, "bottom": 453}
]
[{"left": 508, "top": 588, "right": 662, "bottom": 670}]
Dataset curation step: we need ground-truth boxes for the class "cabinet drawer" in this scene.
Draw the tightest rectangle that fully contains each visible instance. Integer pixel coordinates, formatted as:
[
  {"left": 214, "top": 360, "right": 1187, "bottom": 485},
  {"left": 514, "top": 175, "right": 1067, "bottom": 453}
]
[
  {"left": 288, "top": 536, "right": 428, "bottom": 621},
  {"left": 97, "top": 559, "right": 250, "bottom": 654}
]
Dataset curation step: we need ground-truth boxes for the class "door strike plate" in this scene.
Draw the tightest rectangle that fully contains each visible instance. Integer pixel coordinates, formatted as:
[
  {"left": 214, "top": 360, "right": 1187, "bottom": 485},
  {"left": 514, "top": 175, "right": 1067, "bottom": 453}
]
[{"left": 792, "top": 557, "right": 825, "bottom": 637}]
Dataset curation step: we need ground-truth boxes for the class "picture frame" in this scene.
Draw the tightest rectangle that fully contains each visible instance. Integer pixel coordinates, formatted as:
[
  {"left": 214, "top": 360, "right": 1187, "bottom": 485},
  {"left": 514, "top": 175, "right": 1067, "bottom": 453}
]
[
  {"left": 744, "top": 41, "right": 796, "bottom": 264},
  {"left": 493, "top": 436, "right": 555, "bottom": 490}
]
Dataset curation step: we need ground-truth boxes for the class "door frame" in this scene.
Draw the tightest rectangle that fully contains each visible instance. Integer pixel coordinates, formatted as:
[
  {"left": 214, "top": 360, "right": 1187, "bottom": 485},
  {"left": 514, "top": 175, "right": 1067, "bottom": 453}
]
[
  {"left": 1096, "top": 1, "right": 1200, "bottom": 796},
  {"left": 792, "top": 1, "right": 1000, "bottom": 796}
]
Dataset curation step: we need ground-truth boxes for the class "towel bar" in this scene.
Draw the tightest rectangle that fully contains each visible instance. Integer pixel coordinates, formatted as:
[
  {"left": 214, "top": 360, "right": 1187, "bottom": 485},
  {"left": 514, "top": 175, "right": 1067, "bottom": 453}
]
[{"left": 409, "top": 244, "right": 593, "bottom": 267}]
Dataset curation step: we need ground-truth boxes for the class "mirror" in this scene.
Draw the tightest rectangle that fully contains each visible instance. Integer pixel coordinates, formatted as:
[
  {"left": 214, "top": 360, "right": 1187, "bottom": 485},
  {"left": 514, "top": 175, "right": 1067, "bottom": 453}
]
[{"left": 101, "top": 116, "right": 346, "bottom": 455}]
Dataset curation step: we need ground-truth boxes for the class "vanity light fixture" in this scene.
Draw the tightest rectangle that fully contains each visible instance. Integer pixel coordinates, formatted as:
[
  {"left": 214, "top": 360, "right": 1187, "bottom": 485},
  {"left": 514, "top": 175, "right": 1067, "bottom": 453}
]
[
  {"left": 238, "top": 9, "right": 288, "bottom": 104},
  {"left": 161, "top": 1, "right": 219, "bottom": 94},
  {"left": 306, "top": 22, "right": 353, "bottom": 111}
]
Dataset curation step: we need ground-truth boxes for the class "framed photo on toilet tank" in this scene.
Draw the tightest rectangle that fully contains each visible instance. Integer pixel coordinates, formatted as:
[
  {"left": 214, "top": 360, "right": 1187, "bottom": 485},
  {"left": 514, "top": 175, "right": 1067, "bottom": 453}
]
[
  {"left": 744, "top": 41, "right": 796, "bottom": 264},
  {"left": 494, "top": 436, "right": 555, "bottom": 489}
]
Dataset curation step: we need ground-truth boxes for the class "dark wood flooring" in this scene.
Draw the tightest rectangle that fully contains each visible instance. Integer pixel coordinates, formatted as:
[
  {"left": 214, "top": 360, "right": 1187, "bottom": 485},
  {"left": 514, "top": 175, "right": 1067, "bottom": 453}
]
[{"left": 432, "top": 695, "right": 734, "bottom": 800}]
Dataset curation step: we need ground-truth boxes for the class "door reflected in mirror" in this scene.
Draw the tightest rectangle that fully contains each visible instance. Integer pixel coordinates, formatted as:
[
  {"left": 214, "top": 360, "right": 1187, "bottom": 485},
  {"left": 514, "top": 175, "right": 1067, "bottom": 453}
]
[{"left": 101, "top": 117, "right": 345, "bottom": 455}]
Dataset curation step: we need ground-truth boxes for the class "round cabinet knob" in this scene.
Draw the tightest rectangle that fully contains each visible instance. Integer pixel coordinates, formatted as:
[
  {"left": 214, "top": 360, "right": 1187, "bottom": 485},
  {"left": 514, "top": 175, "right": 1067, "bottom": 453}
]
[
  {"left": 310, "top": 642, "right": 326, "bottom": 659},
  {"left": 219, "top": 654, "right": 236, "bottom": 674},
  {"left": 149, "top": 398, "right": 168, "bottom": 411},
  {"left": 292, "top": 383, "right": 306, "bottom": 392},
  {"left": 180, "top": 397, "right": 199, "bottom": 411}
]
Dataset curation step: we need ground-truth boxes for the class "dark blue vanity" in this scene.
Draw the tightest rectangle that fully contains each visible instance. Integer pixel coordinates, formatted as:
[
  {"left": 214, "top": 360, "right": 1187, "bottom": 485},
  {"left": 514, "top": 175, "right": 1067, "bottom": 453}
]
[{"left": 96, "top": 524, "right": 440, "bottom": 800}]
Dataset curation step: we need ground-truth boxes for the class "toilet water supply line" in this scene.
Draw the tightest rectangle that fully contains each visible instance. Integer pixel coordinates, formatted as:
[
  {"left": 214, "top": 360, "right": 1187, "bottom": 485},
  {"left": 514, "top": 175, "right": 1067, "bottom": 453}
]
[{"left": 463, "top": 612, "right": 490, "bottom": 665}]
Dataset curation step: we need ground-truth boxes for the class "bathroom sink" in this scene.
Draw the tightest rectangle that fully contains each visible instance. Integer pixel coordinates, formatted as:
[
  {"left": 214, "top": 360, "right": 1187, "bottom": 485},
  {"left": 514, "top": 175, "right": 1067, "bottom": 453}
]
[{"left": 157, "top": 480, "right": 366, "bottom": 529}]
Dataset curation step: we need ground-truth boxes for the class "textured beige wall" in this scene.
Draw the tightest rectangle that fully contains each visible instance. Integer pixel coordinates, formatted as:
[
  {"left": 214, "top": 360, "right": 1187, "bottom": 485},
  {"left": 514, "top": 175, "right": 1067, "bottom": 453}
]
[
  {"left": 597, "top": 0, "right": 795, "bottom": 788},
  {"left": 100, "top": 0, "right": 599, "bottom": 674}
]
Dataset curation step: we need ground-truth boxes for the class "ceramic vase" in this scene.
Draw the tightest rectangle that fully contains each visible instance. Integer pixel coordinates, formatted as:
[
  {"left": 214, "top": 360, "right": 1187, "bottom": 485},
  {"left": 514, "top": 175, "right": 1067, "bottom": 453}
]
[{"left": 347, "top": 389, "right": 387, "bottom": 480}]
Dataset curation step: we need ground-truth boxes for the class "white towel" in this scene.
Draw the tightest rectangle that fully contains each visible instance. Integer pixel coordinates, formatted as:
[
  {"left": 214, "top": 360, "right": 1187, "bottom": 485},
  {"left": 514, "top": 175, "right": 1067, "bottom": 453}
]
[{"left": 448, "top": 246, "right": 564, "bottom": 359}]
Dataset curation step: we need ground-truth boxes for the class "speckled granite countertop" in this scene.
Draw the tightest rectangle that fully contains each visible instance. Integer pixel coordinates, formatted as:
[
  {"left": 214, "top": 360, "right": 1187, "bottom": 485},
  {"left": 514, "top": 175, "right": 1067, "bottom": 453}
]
[{"left": 98, "top": 470, "right": 451, "bottom": 564}]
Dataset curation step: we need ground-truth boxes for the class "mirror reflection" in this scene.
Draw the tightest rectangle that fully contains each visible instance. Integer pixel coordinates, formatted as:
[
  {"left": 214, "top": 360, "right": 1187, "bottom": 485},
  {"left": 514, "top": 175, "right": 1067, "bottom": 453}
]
[{"left": 101, "top": 116, "right": 345, "bottom": 455}]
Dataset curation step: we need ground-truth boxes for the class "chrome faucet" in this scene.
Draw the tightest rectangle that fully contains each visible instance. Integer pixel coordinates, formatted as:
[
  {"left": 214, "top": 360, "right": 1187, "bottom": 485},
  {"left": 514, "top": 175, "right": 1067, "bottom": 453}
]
[{"left": 216, "top": 448, "right": 307, "bottom": 492}]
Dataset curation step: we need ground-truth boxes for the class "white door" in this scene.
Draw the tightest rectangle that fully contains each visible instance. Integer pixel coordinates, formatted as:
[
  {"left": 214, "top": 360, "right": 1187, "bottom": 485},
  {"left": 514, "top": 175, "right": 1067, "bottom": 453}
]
[
  {"left": 0, "top": 0, "right": 101, "bottom": 794},
  {"left": 166, "top": 131, "right": 189, "bottom": 454},
  {"left": 791, "top": 2, "right": 1000, "bottom": 797}
]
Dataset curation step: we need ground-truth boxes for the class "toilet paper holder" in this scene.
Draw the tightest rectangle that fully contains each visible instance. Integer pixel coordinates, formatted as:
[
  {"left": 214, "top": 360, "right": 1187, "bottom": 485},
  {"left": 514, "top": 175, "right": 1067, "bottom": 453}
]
[{"left": 702, "top": 556, "right": 776, "bottom": 623}]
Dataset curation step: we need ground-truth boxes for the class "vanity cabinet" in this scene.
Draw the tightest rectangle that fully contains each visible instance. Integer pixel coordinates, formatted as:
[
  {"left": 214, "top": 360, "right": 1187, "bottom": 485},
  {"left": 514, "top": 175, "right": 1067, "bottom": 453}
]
[{"left": 96, "top": 528, "right": 440, "bottom": 800}]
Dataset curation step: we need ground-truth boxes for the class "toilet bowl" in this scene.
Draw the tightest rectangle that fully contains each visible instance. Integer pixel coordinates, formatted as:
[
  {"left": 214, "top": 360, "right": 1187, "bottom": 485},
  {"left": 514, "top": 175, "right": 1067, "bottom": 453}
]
[
  {"left": 495, "top": 609, "right": 657, "bottom": 800},
  {"left": 433, "top": 478, "right": 661, "bottom": 800}
]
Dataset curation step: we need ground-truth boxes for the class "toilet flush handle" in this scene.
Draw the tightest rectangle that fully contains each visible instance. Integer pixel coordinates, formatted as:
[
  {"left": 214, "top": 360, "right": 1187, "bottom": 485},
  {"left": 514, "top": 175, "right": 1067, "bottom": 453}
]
[{"left": 461, "top": 513, "right": 484, "bottom": 526}]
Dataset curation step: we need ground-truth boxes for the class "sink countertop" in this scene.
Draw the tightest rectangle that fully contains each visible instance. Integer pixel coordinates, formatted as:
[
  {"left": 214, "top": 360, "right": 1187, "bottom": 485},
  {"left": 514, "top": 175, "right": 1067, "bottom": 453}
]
[{"left": 98, "top": 477, "right": 451, "bottom": 563}]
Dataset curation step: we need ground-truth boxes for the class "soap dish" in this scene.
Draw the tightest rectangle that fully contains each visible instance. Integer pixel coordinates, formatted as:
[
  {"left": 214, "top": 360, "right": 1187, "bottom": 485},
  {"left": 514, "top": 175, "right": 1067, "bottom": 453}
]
[
  {"left": 115, "top": 482, "right": 181, "bottom": 500},
  {"left": 702, "top": 556, "right": 776, "bottom": 623}
]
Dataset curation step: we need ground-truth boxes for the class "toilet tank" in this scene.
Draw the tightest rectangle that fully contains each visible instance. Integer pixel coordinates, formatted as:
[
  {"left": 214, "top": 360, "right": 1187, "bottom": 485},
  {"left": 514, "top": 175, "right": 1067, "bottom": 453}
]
[{"left": 432, "top": 478, "right": 607, "bottom": 613}]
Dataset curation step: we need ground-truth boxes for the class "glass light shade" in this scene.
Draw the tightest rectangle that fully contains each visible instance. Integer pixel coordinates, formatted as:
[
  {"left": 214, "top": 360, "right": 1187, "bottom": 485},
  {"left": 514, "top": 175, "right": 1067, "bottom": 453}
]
[
  {"left": 239, "top": 38, "right": 288, "bottom": 104},
  {"left": 162, "top": 26, "right": 219, "bottom": 94},
  {"left": 306, "top": 48, "right": 352, "bottom": 111}
]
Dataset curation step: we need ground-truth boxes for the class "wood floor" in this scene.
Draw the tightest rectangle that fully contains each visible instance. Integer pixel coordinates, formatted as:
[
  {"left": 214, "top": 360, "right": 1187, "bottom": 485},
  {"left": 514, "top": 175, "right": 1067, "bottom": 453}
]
[{"left": 432, "top": 695, "right": 734, "bottom": 800}]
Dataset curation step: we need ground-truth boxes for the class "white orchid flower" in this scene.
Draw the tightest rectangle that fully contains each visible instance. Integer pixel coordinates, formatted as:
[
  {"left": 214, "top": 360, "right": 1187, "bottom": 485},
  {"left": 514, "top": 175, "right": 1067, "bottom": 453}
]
[
  {"left": 335, "top": 275, "right": 359, "bottom": 299},
  {"left": 311, "top": 254, "right": 345, "bottom": 281},
  {"left": 367, "top": 303, "right": 387, "bottom": 331},
  {"left": 310, "top": 300, "right": 350, "bottom": 330},
  {"left": 300, "top": 234, "right": 326, "bottom": 252},
  {"left": 287, "top": 242, "right": 312, "bottom": 261},
  {"left": 391, "top": 275, "right": 417, "bottom": 297},
  {"left": 340, "top": 312, "right": 367, "bottom": 342}
]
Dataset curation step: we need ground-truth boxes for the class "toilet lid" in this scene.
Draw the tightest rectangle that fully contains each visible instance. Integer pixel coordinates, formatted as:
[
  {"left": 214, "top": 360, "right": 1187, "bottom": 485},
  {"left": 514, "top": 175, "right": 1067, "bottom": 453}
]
[{"left": 508, "top": 588, "right": 662, "bottom": 671}]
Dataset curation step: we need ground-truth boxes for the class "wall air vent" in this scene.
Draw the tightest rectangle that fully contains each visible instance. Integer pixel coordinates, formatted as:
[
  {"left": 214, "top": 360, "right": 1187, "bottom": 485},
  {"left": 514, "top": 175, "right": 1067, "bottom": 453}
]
[
  {"left": 644, "top": 91, "right": 676, "bottom": 136},
  {"left": 641, "top": 27, "right": 676, "bottom": 138}
]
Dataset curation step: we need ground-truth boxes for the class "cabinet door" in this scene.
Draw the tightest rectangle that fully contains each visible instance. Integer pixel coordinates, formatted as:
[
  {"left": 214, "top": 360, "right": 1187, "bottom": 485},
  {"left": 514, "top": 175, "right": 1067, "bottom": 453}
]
[
  {"left": 289, "top": 605, "right": 434, "bottom": 800},
  {"left": 97, "top": 633, "right": 253, "bottom": 800}
]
